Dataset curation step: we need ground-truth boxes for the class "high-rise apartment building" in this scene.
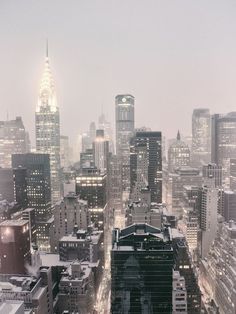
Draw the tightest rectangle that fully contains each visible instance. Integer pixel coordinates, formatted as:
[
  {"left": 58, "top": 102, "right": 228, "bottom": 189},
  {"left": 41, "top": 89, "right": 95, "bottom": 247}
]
[
  {"left": 168, "top": 131, "right": 190, "bottom": 172},
  {"left": 35, "top": 48, "right": 61, "bottom": 204},
  {"left": 115, "top": 94, "right": 135, "bottom": 191},
  {"left": 192, "top": 109, "right": 211, "bottom": 166},
  {"left": 130, "top": 131, "right": 162, "bottom": 203},
  {"left": 0, "top": 168, "right": 14, "bottom": 202},
  {"left": 0, "top": 117, "right": 28, "bottom": 168}
]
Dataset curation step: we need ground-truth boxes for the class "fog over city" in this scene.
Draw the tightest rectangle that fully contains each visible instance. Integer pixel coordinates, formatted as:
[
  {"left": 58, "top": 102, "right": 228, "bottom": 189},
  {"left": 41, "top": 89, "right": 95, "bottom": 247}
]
[{"left": 1, "top": 0, "right": 236, "bottom": 144}]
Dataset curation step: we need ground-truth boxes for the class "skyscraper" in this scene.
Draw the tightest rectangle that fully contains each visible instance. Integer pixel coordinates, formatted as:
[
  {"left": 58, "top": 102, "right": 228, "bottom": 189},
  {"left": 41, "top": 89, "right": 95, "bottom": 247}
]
[
  {"left": 192, "top": 109, "right": 211, "bottom": 166},
  {"left": 115, "top": 94, "right": 135, "bottom": 191},
  {"left": 0, "top": 117, "right": 28, "bottom": 168},
  {"left": 93, "top": 129, "right": 109, "bottom": 174},
  {"left": 35, "top": 45, "right": 61, "bottom": 204},
  {"left": 12, "top": 153, "right": 51, "bottom": 222},
  {"left": 111, "top": 224, "right": 174, "bottom": 313},
  {"left": 130, "top": 131, "right": 162, "bottom": 203},
  {"left": 211, "top": 112, "right": 236, "bottom": 185}
]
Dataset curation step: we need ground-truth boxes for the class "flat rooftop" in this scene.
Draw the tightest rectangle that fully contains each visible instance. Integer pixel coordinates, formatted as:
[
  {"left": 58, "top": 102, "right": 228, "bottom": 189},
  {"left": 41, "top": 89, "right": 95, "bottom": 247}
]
[{"left": 0, "top": 220, "right": 28, "bottom": 227}]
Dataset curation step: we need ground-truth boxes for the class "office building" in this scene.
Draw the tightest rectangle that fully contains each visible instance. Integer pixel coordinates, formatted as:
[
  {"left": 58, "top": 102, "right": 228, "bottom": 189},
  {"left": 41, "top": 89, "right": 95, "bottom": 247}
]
[
  {"left": 115, "top": 94, "right": 135, "bottom": 191},
  {"left": 130, "top": 131, "right": 162, "bottom": 203},
  {"left": 76, "top": 168, "right": 107, "bottom": 208},
  {"left": 200, "top": 185, "right": 218, "bottom": 258},
  {"left": 211, "top": 112, "right": 236, "bottom": 184},
  {"left": 168, "top": 131, "right": 190, "bottom": 172},
  {"left": 111, "top": 224, "right": 174, "bottom": 313},
  {"left": 192, "top": 109, "right": 211, "bottom": 166},
  {"left": 12, "top": 153, "right": 51, "bottom": 222},
  {"left": 0, "top": 220, "right": 31, "bottom": 274},
  {"left": 0, "top": 117, "right": 28, "bottom": 168},
  {"left": 35, "top": 47, "right": 61, "bottom": 204}
]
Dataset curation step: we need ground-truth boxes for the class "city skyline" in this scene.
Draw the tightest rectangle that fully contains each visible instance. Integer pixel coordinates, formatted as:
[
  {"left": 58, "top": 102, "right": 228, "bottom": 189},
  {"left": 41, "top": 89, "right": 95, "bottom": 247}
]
[{"left": 1, "top": 1, "right": 236, "bottom": 144}]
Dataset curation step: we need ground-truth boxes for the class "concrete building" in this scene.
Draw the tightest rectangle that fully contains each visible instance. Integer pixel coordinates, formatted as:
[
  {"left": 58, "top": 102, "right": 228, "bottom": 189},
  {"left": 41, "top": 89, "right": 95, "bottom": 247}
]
[
  {"left": 52, "top": 194, "right": 89, "bottom": 252},
  {"left": 200, "top": 186, "right": 218, "bottom": 258},
  {"left": 0, "top": 268, "right": 54, "bottom": 314},
  {"left": 57, "top": 262, "right": 95, "bottom": 314},
  {"left": 115, "top": 94, "right": 135, "bottom": 191}
]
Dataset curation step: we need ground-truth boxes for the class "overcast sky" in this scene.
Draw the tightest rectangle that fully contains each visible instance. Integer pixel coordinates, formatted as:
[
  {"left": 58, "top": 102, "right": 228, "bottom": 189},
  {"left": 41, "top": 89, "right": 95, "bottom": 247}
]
[{"left": 1, "top": 0, "right": 236, "bottom": 145}]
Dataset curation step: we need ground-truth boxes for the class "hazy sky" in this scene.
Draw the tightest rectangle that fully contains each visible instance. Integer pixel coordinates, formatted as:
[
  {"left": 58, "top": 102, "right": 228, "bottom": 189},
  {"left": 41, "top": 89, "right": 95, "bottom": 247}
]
[{"left": 1, "top": 0, "right": 236, "bottom": 145}]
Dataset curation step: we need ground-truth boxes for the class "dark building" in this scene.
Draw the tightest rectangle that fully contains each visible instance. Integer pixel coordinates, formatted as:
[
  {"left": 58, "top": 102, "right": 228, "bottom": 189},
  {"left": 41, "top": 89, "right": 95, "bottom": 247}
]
[
  {"left": 13, "top": 167, "right": 28, "bottom": 208},
  {"left": 0, "top": 168, "right": 14, "bottom": 202},
  {"left": 115, "top": 94, "right": 135, "bottom": 191},
  {"left": 130, "top": 131, "right": 162, "bottom": 203},
  {"left": 111, "top": 224, "right": 174, "bottom": 313},
  {"left": 0, "top": 220, "right": 31, "bottom": 274},
  {"left": 76, "top": 168, "right": 107, "bottom": 208},
  {"left": 22, "top": 208, "right": 37, "bottom": 245},
  {"left": 12, "top": 153, "right": 51, "bottom": 222}
]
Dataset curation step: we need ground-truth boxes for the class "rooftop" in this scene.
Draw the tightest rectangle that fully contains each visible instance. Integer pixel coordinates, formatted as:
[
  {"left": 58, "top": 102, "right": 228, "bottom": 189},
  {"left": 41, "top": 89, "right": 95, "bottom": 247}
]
[{"left": 0, "top": 220, "right": 28, "bottom": 227}]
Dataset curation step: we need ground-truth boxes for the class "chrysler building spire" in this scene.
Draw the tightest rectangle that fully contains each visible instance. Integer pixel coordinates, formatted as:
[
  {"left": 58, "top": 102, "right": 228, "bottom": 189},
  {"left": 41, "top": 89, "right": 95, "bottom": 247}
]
[{"left": 36, "top": 41, "right": 57, "bottom": 112}]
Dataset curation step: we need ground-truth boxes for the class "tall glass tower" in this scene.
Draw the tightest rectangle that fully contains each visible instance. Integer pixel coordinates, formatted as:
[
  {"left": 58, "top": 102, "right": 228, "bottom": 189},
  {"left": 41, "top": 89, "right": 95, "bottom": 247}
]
[
  {"left": 115, "top": 94, "right": 134, "bottom": 191},
  {"left": 35, "top": 45, "right": 61, "bottom": 204}
]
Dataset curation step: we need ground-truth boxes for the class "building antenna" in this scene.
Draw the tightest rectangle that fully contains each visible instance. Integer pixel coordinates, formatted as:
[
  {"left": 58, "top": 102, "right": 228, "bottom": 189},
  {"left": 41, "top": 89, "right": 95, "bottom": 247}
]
[{"left": 46, "top": 38, "right": 48, "bottom": 58}]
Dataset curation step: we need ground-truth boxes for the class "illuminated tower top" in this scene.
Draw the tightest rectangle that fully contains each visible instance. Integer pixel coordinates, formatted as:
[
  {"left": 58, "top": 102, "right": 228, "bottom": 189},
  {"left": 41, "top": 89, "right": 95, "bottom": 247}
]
[{"left": 36, "top": 42, "right": 57, "bottom": 112}]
